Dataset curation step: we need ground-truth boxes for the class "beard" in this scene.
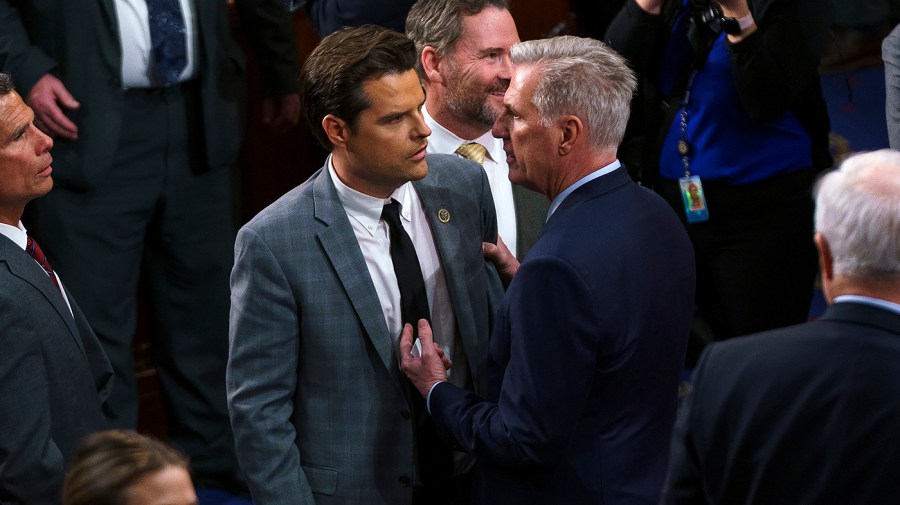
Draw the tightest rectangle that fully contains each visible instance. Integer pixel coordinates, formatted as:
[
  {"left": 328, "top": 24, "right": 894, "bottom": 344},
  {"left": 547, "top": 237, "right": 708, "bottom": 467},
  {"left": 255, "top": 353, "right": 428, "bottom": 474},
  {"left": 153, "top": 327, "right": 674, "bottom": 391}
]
[{"left": 444, "top": 63, "right": 507, "bottom": 129}]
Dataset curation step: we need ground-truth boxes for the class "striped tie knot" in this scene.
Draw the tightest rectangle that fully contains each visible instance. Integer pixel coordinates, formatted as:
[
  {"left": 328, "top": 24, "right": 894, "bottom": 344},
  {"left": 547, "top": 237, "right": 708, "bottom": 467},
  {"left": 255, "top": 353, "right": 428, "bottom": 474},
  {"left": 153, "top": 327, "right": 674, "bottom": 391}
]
[
  {"left": 26, "top": 236, "right": 61, "bottom": 292},
  {"left": 455, "top": 142, "right": 489, "bottom": 165}
]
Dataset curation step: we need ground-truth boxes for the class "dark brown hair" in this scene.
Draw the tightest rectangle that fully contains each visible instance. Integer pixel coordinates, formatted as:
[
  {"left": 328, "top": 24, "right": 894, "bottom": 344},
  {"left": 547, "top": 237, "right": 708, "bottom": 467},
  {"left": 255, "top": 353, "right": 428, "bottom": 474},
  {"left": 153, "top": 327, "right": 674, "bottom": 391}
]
[{"left": 300, "top": 25, "right": 418, "bottom": 150}]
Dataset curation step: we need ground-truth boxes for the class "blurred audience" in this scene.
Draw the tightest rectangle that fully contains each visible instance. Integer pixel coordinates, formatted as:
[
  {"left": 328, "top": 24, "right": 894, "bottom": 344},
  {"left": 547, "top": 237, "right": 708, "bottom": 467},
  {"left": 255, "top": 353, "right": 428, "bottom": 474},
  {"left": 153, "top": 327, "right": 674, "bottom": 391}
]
[{"left": 822, "top": 0, "right": 899, "bottom": 71}]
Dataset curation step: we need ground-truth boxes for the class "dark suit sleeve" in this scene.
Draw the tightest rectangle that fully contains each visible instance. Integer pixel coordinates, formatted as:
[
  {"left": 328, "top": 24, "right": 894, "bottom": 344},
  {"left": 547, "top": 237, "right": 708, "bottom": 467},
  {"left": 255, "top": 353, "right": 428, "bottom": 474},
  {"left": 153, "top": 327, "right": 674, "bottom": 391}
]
[
  {"left": 0, "top": 0, "right": 58, "bottom": 93},
  {"left": 0, "top": 291, "right": 66, "bottom": 505},
  {"left": 605, "top": 0, "right": 664, "bottom": 78},
  {"left": 431, "top": 257, "right": 601, "bottom": 467},
  {"left": 234, "top": 0, "right": 300, "bottom": 96},
  {"left": 727, "top": 0, "right": 829, "bottom": 121},
  {"left": 660, "top": 346, "right": 715, "bottom": 505}
]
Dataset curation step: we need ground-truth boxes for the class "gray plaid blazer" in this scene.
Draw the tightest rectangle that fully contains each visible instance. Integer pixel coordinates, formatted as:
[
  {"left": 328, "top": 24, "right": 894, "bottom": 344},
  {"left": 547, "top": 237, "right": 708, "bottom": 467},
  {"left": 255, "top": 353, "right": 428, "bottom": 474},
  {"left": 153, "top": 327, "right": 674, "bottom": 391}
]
[{"left": 228, "top": 153, "right": 502, "bottom": 505}]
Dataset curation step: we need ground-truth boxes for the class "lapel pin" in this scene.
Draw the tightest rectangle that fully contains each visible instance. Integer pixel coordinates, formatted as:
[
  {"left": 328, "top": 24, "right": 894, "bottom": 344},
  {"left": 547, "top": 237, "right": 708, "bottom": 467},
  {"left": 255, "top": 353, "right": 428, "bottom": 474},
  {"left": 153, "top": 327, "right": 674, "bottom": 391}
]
[{"left": 437, "top": 209, "right": 451, "bottom": 223}]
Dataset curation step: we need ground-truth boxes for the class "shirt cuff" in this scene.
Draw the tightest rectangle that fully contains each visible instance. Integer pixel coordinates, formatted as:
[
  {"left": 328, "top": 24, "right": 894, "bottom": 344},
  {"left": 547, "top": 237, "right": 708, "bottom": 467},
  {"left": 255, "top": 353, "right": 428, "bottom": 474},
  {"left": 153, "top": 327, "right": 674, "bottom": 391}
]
[{"left": 425, "top": 380, "right": 445, "bottom": 414}]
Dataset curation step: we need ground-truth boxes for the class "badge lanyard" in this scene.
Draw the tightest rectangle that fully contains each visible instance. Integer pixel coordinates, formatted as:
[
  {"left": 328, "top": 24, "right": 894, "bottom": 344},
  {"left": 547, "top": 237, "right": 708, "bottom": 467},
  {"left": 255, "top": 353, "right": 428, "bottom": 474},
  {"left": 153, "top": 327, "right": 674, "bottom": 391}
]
[{"left": 677, "top": 69, "right": 710, "bottom": 223}]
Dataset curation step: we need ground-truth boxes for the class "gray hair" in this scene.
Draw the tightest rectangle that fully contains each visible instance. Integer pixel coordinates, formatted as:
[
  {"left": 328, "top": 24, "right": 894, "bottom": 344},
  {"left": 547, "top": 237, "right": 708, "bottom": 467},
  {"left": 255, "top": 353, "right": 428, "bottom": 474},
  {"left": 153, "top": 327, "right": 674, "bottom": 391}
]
[
  {"left": 814, "top": 149, "right": 900, "bottom": 279},
  {"left": 0, "top": 72, "right": 14, "bottom": 95},
  {"left": 406, "top": 0, "right": 508, "bottom": 75},
  {"left": 510, "top": 36, "right": 636, "bottom": 152}
]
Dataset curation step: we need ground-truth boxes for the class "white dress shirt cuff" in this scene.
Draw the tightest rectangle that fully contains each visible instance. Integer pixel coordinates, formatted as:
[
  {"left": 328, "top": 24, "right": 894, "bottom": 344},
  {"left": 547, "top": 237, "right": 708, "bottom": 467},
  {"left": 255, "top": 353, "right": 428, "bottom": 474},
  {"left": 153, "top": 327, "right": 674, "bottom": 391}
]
[{"left": 426, "top": 380, "right": 446, "bottom": 414}]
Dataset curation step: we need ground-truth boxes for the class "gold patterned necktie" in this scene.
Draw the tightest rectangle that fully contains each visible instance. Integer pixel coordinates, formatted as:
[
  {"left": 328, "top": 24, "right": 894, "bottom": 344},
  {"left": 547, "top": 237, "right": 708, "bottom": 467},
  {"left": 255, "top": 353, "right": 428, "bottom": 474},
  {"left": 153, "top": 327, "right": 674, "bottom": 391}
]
[{"left": 455, "top": 142, "right": 488, "bottom": 165}]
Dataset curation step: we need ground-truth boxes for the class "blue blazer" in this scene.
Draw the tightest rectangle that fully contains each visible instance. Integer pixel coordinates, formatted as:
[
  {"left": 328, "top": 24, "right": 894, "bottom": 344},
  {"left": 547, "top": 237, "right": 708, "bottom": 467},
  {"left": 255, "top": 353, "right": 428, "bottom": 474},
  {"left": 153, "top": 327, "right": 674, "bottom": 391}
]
[
  {"left": 663, "top": 301, "right": 900, "bottom": 505},
  {"left": 430, "top": 167, "right": 696, "bottom": 505}
]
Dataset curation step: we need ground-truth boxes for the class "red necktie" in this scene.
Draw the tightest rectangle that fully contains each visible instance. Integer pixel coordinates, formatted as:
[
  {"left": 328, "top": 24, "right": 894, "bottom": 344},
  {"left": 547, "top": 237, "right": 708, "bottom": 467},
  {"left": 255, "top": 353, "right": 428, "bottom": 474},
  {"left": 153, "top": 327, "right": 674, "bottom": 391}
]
[{"left": 26, "top": 236, "right": 61, "bottom": 292}]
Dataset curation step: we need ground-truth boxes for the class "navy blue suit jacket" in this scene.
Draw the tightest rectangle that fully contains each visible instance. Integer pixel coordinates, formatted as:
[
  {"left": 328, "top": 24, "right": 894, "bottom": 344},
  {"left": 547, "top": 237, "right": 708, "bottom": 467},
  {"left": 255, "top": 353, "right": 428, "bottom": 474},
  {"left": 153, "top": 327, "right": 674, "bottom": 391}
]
[
  {"left": 663, "top": 301, "right": 900, "bottom": 505},
  {"left": 430, "top": 167, "right": 695, "bottom": 505}
]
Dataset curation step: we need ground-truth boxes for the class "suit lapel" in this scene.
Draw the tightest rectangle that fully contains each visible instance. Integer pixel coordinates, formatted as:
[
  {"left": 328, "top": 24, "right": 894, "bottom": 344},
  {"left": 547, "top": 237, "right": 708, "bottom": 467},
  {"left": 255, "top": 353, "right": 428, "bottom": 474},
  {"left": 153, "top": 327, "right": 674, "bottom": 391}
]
[
  {"left": 413, "top": 178, "right": 484, "bottom": 383},
  {"left": 0, "top": 237, "right": 86, "bottom": 356},
  {"left": 95, "top": 0, "right": 122, "bottom": 72},
  {"left": 312, "top": 169, "right": 396, "bottom": 372}
]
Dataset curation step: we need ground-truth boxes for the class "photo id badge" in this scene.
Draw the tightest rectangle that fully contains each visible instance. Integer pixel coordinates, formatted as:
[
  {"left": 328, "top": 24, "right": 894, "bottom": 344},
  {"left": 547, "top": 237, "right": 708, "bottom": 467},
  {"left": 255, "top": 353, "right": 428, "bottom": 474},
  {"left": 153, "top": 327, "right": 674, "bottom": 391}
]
[{"left": 679, "top": 175, "right": 709, "bottom": 223}]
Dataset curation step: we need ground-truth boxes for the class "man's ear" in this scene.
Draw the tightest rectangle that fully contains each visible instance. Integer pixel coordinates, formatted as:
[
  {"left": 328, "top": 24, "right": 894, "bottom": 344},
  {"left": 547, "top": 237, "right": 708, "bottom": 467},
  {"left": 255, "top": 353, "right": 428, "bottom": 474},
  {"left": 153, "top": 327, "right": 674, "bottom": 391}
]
[
  {"left": 814, "top": 232, "right": 837, "bottom": 303},
  {"left": 558, "top": 115, "right": 583, "bottom": 155},
  {"left": 322, "top": 114, "right": 349, "bottom": 148},
  {"left": 421, "top": 46, "right": 445, "bottom": 84},
  {"left": 814, "top": 232, "right": 834, "bottom": 282}
]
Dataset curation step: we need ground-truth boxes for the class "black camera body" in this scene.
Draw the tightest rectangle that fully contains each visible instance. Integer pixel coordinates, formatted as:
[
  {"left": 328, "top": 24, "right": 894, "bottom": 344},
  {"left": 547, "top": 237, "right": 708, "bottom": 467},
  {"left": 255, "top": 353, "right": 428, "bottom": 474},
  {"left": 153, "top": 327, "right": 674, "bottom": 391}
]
[
  {"left": 700, "top": 5, "right": 741, "bottom": 35},
  {"left": 696, "top": 4, "right": 741, "bottom": 35},
  {"left": 683, "top": 0, "right": 742, "bottom": 67}
]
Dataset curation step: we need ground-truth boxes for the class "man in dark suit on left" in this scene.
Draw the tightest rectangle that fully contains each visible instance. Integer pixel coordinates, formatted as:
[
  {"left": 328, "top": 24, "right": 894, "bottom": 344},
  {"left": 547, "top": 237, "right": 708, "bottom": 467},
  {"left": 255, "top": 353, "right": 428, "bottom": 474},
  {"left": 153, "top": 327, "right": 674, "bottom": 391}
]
[
  {"left": 0, "top": 72, "right": 113, "bottom": 505},
  {"left": 0, "top": 0, "right": 300, "bottom": 492}
]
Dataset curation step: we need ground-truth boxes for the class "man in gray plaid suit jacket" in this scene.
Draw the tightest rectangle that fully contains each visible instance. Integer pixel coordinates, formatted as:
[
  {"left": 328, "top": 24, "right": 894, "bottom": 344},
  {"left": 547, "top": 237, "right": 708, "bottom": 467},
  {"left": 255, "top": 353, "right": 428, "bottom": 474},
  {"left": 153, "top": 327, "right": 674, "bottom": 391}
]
[{"left": 227, "top": 26, "right": 502, "bottom": 505}]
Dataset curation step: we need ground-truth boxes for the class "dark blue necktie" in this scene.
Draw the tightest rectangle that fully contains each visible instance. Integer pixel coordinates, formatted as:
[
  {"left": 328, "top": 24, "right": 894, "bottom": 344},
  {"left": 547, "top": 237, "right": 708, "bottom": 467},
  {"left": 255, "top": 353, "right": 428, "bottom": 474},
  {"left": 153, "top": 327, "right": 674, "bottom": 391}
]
[{"left": 146, "top": 0, "right": 187, "bottom": 86}]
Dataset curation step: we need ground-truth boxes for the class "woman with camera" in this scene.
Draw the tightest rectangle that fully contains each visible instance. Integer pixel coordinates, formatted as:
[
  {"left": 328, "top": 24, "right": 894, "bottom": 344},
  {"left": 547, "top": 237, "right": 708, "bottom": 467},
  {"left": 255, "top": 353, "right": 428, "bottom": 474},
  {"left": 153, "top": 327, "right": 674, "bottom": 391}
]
[{"left": 606, "top": 0, "right": 832, "bottom": 363}]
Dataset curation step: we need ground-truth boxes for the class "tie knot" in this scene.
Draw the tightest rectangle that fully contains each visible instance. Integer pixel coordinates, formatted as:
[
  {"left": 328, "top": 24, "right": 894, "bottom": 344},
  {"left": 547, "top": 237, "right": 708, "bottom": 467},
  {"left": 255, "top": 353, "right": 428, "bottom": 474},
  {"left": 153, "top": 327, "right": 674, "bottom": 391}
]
[
  {"left": 26, "top": 236, "right": 60, "bottom": 291},
  {"left": 26, "top": 236, "right": 49, "bottom": 266},
  {"left": 382, "top": 199, "right": 403, "bottom": 228},
  {"left": 455, "top": 142, "right": 488, "bottom": 165}
]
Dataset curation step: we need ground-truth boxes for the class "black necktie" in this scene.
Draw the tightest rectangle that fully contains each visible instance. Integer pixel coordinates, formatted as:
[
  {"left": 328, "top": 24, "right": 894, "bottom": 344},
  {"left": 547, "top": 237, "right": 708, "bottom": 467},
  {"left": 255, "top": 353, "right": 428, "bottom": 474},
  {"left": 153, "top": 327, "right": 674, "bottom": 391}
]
[
  {"left": 382, "top": 200, "right": 430, "bottom": 329},
  {"left": 147, "top": 0, "right": 188, "bottom": 86},
  {"left": 382, "top": 200, "right": 452, "bottom": 493}
]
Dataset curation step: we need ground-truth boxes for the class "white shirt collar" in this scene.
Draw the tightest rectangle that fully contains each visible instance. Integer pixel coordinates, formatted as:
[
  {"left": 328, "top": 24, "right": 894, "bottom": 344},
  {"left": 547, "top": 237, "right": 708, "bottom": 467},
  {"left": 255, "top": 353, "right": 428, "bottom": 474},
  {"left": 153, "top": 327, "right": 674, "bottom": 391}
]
[
  {"left": 328, "top": 156, "right": 414, "bottom": 236},
  {"left": 833, "top": 295, "right": 900, "bottom": 316},
  {"left": 547, "top": 160, "right": 621, "bottom": 219},
  {"left": 0, "top": 220, "right": 28, "bottom": 250},
  {"left": 422, "top": 105, "right": 502, "bottom": 163}
]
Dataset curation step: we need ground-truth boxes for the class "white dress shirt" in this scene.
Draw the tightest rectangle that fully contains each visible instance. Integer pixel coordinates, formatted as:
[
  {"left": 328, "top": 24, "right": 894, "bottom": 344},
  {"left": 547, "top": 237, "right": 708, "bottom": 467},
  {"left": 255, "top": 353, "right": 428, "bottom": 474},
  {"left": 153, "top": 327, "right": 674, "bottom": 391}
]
[
  {"left": 328, "top": 158, "right": 468, "bottom": 386},
  {"left": 113, "top": 0, "right": 198, "bottom": 87},
  {"left": 0, "top": 221, "right": 74, "bottom": 317},
  {"left": 423, "top": 106, "right": 518, "bottom": 258}
]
